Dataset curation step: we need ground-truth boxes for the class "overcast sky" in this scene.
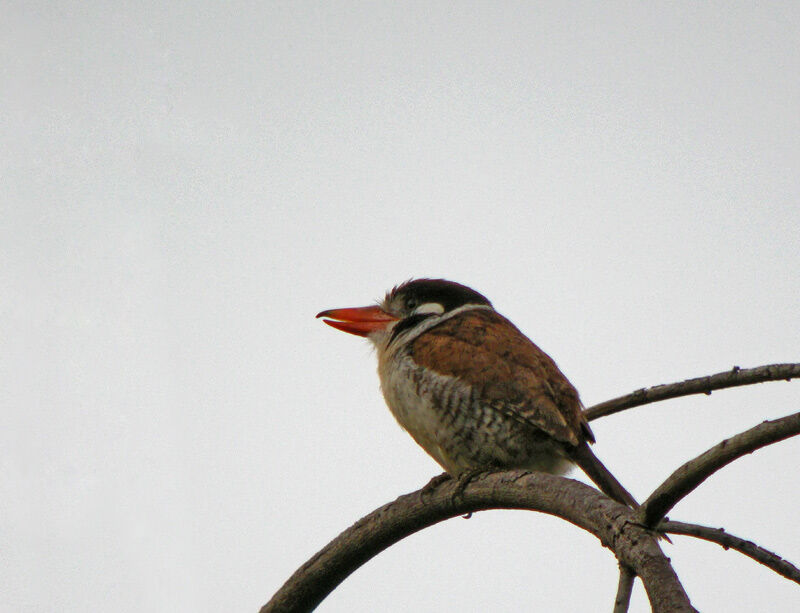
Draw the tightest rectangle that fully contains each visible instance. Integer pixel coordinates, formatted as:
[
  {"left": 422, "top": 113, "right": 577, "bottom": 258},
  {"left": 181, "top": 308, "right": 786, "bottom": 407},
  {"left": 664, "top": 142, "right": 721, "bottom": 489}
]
[{"left": 3, "top": 2, "right": 799, "bottom": 611}]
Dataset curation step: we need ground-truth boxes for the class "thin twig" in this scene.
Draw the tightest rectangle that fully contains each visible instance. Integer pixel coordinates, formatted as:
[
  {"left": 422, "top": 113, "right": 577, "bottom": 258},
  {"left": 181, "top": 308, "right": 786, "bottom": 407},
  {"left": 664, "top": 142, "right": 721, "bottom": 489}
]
[
  {"left": 584, "top": 364, "right": 800, "bottom": 421},
  {"left": 662, "top": 520, "right": 800, "bottom": 585},
  {"left": 613, "top": 565, "right": 636, "bottom": 613},
  {"left": 641, "top": 411, "right": 800, "bottom": 527}
]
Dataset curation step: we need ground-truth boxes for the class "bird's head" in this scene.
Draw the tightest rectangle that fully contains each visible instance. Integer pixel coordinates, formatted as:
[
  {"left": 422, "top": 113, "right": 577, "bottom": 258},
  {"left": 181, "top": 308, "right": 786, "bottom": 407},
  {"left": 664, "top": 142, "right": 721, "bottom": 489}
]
[{"left": 316, "top": 278, "right": 493, "bottom": 349}]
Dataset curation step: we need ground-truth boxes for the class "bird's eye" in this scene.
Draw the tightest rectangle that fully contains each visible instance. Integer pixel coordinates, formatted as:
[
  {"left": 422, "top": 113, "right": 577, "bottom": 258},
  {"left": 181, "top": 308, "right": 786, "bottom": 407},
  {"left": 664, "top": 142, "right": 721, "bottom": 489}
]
[{"left": 405, "top": 297, "right": 418, "bottom": 311}]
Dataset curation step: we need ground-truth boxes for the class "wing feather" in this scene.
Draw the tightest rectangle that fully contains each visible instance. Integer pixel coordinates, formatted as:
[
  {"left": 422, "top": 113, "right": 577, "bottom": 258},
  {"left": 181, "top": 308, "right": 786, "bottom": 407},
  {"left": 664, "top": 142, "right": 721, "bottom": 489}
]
[{"left": 409, "top": 309, "right": 591, "bottom": 447}]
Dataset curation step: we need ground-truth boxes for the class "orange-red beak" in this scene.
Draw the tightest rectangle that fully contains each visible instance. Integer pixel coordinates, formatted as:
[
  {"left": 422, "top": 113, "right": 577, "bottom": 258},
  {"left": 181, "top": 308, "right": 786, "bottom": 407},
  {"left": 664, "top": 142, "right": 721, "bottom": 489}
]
[{"left": 316, "top": 305, "right": 398, "bottom": 337}]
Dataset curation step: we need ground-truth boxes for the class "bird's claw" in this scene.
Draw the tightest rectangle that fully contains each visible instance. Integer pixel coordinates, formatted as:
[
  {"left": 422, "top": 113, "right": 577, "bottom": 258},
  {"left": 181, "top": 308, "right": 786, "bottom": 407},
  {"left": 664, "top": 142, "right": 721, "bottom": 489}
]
[
  {"left": 450, "top": 469, "right": 489, "bottom": 515},
  {"left": 420, "top": 473, "right": 453, "bottom": 502}
]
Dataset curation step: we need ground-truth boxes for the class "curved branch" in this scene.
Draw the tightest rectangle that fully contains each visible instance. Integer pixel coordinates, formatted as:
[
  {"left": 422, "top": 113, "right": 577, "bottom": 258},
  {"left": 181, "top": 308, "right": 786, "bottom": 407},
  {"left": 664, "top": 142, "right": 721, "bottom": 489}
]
[
  {"left": 262, "top": 472, "right": 696, "bottom": 613},
  {"left": 267, "top": 366, "right": 798, "bottom": 611},
  {"left": 584, "top": 364, "right": 800, "bottom": 421},
  {"left": 641, "top": 411, "right": 800, "bottom": 527},
  {"left": 662, "top": 520, "right": 800, "bottom": 585}
]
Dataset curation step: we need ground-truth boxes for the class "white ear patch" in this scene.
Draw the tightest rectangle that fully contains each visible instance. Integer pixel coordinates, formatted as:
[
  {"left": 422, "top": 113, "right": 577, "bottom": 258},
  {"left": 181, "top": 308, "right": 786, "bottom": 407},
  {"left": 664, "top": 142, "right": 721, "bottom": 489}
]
[{"left": 413, "top": 302, "right": 445, "bottom": 315}]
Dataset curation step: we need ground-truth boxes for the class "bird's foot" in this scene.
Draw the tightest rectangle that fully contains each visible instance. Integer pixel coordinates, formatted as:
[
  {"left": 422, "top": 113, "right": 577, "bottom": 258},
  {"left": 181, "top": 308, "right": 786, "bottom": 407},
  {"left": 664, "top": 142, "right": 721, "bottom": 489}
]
[
  {"left": 451, "top": 468, "right": 490, "bottom": 517},
  {"left": 420, "top": 473, "right": 453, "bottom": 503}
]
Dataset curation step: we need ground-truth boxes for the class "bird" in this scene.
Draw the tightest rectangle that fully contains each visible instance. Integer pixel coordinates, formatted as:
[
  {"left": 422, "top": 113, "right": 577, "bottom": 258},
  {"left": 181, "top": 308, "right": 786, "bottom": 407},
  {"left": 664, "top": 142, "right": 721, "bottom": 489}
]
[{"left": 316, "top": 278, "right": 638, "bottom": 508}]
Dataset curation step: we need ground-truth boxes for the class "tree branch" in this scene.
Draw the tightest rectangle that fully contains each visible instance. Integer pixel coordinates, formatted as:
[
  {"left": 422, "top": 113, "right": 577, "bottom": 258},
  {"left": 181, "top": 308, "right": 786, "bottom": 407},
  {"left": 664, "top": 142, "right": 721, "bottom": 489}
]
[
  {"left": 266, "top": 366, "right": 798, "bottom": 611},
  {"left": 613, "top": 565, "right": 636, "bottom": 613},
  {"left": 662, "top": 520, "right": 800, "bottom": 585},
  {"left": 640, "top": 411, "right": 800, "bottom": 527},
  {"left": 584, "top": 364, "right": 800, "bottom": 421},
  {"left": 262, "top": 472, "right": 696, "bottom": 613}
]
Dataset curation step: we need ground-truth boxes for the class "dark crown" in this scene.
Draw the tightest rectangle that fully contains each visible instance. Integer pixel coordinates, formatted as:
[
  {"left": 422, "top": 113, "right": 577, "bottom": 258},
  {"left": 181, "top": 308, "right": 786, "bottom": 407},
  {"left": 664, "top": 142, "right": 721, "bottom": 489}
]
[{"left": 389, "top": 279, "right": 492, "bottom": 312}]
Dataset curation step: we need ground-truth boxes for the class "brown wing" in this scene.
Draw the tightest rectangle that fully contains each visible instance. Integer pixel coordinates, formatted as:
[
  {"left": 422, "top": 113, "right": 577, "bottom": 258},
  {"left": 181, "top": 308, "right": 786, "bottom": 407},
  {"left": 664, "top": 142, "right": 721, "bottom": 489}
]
[{"left": 409, "top": 308, "right": 593, "bottom": 448}]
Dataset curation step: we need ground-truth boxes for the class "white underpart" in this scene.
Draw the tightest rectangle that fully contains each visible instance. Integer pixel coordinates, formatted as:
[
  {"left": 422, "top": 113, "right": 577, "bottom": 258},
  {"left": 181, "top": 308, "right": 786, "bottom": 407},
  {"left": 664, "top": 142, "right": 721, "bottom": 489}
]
[
  {"left": 378, "top": 355, "right": 467, "bottom": 469},
  {"left": 371, "top": 303, "right": 495, "bottom": 473}
]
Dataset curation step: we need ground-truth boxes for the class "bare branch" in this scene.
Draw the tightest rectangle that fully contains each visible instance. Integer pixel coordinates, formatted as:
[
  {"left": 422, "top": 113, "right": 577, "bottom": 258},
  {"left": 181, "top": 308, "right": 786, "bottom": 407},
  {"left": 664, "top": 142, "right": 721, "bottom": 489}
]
[
  {"left": 662, "top": 520, "right": 800, "bottom": 585},
  {"left": 584, "top": 364, "right": 800, "bottom": 421},
  {"left": 267, "top": 366, "right": 798, "bottom": 611},
  {"left": 262, "top": 471, "right": 696, "bottom": 613},
  {"left": 641, "top": 411, "right": 800, "bottom": 527},
  {"left": 613, "top": 565, "right": 635, "bottom": 613}
]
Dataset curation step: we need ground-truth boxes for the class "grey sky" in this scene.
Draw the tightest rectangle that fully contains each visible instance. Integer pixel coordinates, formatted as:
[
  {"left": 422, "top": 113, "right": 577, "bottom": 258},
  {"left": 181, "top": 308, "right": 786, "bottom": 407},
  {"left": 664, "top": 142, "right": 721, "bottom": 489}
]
[{"left": 3, "top": 2, "right": 799, "bottom": 611}]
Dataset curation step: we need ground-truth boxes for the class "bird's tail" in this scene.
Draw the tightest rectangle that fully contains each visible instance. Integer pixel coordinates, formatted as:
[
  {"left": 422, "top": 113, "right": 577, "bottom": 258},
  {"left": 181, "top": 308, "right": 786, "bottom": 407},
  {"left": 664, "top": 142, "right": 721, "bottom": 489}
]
[{"left": 571, "top": 442, "right": 639, "bottom": 508}]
